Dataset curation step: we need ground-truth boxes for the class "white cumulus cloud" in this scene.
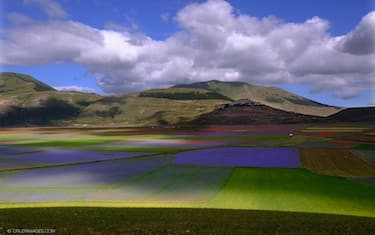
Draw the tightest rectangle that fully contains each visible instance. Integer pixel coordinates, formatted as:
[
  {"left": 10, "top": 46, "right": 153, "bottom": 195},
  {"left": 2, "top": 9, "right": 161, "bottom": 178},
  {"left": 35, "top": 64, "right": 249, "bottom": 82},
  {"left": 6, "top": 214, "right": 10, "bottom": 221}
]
[
  {"left": 54, "top": 86, "right": 97, "bottom": 93},
  {"left": 336, "top": 11, "right": 375, "bottom": 55},
  {"left": 1, "top": 0, "right": 374, "bottom": 101}
]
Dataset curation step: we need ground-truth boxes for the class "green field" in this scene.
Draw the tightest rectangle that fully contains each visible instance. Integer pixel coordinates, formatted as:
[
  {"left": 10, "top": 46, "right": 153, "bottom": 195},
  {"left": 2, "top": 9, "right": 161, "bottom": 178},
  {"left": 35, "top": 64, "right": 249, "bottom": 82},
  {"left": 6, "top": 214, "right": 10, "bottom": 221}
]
[
  {"left": 2, "top": 162, "right": 375, "bottom": 218},
  {"left": 1, "top": 125, "right": 375, "bottom": 233},
  {"left": 88, "top": 165, "right": 233, "bottom": 202},
  {"left": 1, "top": 208, "right": 375, "bottom": 234},
  {"left": 208, "top": 168, "right": 375, "bottom": 217}
]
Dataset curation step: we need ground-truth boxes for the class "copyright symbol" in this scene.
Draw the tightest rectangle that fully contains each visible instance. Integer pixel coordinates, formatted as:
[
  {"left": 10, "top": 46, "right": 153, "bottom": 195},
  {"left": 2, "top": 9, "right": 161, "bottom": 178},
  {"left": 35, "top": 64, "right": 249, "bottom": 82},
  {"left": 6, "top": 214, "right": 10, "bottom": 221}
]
[{"left": 7, "top": 229, "right": 11, "bottom": 233}]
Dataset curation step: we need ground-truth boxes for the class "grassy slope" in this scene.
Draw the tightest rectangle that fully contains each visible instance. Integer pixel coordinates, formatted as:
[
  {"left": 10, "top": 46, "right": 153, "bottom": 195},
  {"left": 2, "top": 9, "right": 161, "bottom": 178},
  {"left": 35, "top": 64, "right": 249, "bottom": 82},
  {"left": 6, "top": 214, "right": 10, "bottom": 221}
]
[
  {"left": 0, "top": 73, "right": 100, "bottom": 108},
  {"left": 0, "top": 92, "right": 100, "bottom": 126},
  {"left": 0, "top": 73, "right": 101, "bottom": 125},
  {"left": 139, "top": 87, "right": 232, "bottom": 100},
  {"left": 0, "top": 72, "right": 55, "bottom": 93},
  {"left": 79, "top": 96, "right": 227, "bottom": 125},
  {"left": 0, "top": 72, "right": 343, "bottom": 125},
  {"left": 1, "top": 208, "right": 375, "bottom": 234},
  {"left": 174, "top": 80, "right": 340, "bottom": 116},
  {"left": 0, "top": 73, "right": 227, "bottom": 126}
]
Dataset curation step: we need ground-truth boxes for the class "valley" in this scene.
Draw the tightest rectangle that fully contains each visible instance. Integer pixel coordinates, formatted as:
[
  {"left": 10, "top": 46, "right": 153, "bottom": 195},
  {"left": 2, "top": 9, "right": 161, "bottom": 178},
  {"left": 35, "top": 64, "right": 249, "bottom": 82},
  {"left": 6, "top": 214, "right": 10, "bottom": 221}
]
[{"left": 1, "top": 72, "right": 374, "bottom": 233}]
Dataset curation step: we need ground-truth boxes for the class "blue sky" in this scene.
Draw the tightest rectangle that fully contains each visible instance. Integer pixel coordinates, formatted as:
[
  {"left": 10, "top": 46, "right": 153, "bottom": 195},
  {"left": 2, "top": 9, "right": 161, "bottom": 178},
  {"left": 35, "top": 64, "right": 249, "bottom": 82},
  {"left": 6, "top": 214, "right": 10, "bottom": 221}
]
[{"left": 1, "top": 0, "right": 375, "bottom": 107}]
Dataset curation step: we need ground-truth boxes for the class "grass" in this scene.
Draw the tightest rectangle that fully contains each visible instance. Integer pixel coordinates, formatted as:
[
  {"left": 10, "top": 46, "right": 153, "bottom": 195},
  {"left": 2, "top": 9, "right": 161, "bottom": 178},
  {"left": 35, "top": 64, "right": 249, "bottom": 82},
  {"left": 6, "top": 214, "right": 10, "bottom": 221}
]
[
  {"left": 139, "top": 87, "right": 232, "bottom": 100},
  {"left": 0, "top": 163, "right": 231, "bottom": 203},
  {"left": 91, "top": 165, "right": 232, "bottom": 202},
  {"left": 2, "top": 167, "right": 375, "bottom": 218},
  {"left": 78, "top": 96, "right": 226, "bottom": 125},
  {"left": 1, "top": 207, "right": 375, "bottom": 234},
  {"left": 4, "top": 133, "right": 180, "bottom": 146},
  {"left": 208, "top": 168, "right": 375, "bottom": 217},
  {"left": 175, "top": 80, "right": 339, "bottom": 116},
  {"left": 0, "top": 72, "right": 54, "bottom": 92},
  {"left": 87, "top": 145, "right": 199, "bottom": 154},
  {"left": 13, "top": 136, "right": 126, "bottom": 148}
]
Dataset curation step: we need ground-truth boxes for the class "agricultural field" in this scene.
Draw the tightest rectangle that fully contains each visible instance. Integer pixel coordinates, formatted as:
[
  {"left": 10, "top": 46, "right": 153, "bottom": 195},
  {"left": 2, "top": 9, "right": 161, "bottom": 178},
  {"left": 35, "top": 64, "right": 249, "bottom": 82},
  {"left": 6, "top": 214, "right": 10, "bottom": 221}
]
[
  {"left": 1, "top": 0, "right": 374, "bottom": 232},
  {"left": 0, "top": 124, "right": 375, "bottom": 232}
]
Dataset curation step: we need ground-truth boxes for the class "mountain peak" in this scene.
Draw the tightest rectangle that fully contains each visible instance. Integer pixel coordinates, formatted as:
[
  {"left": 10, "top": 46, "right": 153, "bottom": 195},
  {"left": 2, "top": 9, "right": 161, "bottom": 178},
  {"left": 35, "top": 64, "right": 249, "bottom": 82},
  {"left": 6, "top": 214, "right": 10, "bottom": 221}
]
[
  {"left": 173, "top": 79, "right": 340, "bottom": 116},
  {"left": 0, "top": 72, "right": 341, "bottom": 127},
  {"left": 0, "top": 72, "right": 55, "bottom": 93},
  {"left": 173, "top": 80, "right": 250, "bottom": 89}
]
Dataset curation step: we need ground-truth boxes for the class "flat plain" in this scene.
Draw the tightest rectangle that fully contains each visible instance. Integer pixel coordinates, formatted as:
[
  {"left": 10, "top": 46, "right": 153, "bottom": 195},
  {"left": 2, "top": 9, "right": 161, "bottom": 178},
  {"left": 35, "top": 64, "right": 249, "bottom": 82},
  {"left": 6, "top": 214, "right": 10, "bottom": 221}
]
[{"left": 0, "top": 124, "right": 375, "bottom": 233}]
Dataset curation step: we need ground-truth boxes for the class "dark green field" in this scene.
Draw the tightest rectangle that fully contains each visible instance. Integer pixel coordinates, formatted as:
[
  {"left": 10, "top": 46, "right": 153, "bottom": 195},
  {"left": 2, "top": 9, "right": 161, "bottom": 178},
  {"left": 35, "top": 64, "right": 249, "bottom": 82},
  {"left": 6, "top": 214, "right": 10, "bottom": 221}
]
[{"left": 1, "top": 208, "right": 375, "bottom": 234}]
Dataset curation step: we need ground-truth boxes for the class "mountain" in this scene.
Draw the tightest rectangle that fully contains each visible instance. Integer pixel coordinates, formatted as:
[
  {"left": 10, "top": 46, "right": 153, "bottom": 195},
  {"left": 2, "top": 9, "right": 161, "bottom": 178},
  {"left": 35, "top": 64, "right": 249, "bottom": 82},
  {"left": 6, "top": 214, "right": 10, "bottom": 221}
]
[
  {"left": 0, "top": 72, "right": 100, "bottom": 126},
  {"left": 3, "top": 72, "right": 371, "bottom": 127},
  {"left": 173, "top": 80, "right": 340, "bottom": 116},
  {"left": 0, "top": 73, "right": 228, "bottom": 126},
  {"left": 0, "top": 72, "right": 55, "bottom": 93},
  {"left": 187, "top": 100, "right": 375, "bottom": 125},
  {"left": 187, "top": 99, "right": 320, "bottom": 125},
  {"left": 78, "top": 94, "right": 227, "bottom": 126}
]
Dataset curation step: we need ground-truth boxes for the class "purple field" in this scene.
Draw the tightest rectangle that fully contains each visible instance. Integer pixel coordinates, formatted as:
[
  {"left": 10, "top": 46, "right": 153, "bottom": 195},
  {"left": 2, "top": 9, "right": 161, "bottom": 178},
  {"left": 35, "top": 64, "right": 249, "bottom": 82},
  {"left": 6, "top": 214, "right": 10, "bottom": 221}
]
[
  {"left": 174, "top": 147, "right": 300, "bottom": 167},
  {"left": 0, "top": 146, "right": 40, "bottom": 156},
  {"left": 0, "top": 149, "right": 148, "bottom": 170},
  {"left": 0, "top": 156, "right": 172, "bottom": 187}
]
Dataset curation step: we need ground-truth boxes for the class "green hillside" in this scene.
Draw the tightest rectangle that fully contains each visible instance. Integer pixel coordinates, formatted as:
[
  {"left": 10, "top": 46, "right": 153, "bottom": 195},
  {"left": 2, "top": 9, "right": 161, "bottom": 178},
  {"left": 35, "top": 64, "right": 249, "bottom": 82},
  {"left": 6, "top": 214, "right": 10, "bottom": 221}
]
[
  {"left": 174, "top": 80, "right": 341, "bottom": 116},
  {"left": 0, "top": 72, "right": 347, "bottom": 126},
  {"left": 78, "top": 96, "right": 226, "bottom": 125},
  {"left": 0, "top": 72, "right": 55, "bottom": 93},
  {"left": 0, "top": 72, "right": 101, "bottom": 126},
  {"left": 139, "top": 87, "right": 232, "bottom": 101}
]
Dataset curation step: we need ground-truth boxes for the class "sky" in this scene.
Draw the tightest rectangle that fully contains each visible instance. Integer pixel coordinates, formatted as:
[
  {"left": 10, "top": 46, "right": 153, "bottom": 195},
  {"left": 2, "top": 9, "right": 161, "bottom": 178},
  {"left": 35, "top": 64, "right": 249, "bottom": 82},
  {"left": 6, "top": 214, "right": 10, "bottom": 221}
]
[{"left": 0, "top": 0, "right": 374, "bottom": 107}]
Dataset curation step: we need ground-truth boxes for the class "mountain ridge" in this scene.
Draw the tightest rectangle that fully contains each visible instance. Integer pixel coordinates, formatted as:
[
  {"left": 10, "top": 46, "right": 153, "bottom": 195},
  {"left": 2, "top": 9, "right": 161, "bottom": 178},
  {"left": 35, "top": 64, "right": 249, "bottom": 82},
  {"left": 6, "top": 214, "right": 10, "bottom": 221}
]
[
  {"left": 1, "top": 72, "right": 371, "bottom": 127},
  {"left": 0, "top": 72, "right": 55, "bottom": 93},
  {"left": 173, "top": 80, "right": 340, "bottom": 116}
]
